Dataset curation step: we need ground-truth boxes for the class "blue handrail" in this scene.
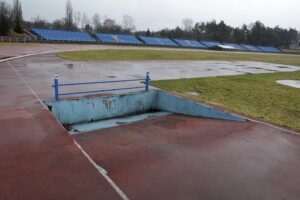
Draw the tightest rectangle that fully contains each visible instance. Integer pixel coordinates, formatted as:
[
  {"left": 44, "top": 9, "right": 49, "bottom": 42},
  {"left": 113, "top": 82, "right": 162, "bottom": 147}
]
[{"left": 53, "top": 72, "right": 150, "bottom": 101}]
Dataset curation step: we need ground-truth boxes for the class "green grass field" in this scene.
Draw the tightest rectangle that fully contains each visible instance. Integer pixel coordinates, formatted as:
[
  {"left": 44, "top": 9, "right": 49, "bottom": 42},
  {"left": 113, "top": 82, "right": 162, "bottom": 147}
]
[
  {"left": 283, "top": 49, "right": 300, "bottom": 55},
  {"left": 58, "top": 49, "right": 300, "bottom": 130},
  {"left": 58, "top": 49, "right": 300, "bottom": 66},
  {"left": 152, "top": 71, "right": 300, "bottom": 131},
  {"left": 7, "top": 29, "right": 29, "bottom": 37}
]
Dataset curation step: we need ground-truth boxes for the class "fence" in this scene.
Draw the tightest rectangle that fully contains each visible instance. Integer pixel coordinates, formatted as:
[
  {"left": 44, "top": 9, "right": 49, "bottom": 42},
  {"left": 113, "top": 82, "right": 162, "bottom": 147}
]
[
  {"left": 0, "top": 36, "right": 38, "bottom": 43},
  {"left": 53, "top": 72, "right": 150, "bottom": 101}
]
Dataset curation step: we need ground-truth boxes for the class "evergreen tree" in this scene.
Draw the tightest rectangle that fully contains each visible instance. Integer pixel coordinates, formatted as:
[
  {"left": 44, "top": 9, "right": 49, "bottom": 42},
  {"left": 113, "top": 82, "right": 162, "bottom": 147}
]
[
  {"left": 0, "top": 1, "right": 11, "bottom": 35},
  {"left": 146, "top": 29, "right": 150, "bottom": 37},
  {"left": 13, "top": 0, "right": 23, "bottom": 33}
]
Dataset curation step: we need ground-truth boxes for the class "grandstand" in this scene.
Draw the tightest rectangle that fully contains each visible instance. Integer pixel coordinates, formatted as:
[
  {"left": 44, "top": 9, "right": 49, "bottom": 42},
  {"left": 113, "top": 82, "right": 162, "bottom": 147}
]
[
  {"left": 256, "top": 46, "right": 281, "bottom": 53},
  {"left": 31, "top": 28, "right": 96, "bottom": 43},
  {"left": 29, "top": 28, "right": 283, "bottom": 54},
  {"left": 200, "top": 41, "right": 222, "bottom": 48},
  {"left": 240, "top": 44, "right": 262, "bottom": 52},
  {"left": 174, "top": 39, "right": 207, "bottom": 48},
  {"left": 95, "top": 33, "right": 142, "bottom": 45},
  {"left": 139, "top": 36, "right": 179, "bottom": 46}
]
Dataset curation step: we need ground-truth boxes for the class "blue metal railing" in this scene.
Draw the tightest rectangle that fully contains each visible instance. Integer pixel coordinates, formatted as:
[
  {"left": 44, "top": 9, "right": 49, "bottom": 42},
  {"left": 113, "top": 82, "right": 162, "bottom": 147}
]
[{"left": 53, "top": 72, "right": 150, "bottom": 101}]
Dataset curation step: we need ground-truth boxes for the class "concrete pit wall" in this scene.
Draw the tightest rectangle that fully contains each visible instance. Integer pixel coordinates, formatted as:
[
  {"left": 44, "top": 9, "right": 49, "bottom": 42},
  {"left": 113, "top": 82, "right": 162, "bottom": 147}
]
[
  {"left": 45, "top": 90, "right": 246, "bottom": 126},
  {"left": 46, "top": 91, "right": 158, "bottom": 125},
  {"left": 156, "top": 91, "right": 245, "bottom": 122}
]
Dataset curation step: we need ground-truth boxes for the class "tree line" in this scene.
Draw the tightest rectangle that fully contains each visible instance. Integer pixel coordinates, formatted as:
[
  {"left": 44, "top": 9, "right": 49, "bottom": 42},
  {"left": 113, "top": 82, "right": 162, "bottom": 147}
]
[
  {"left": 0, "top": 0, "right": 23, "bottom": 35},
  {"left": 0, "top": 0, "right": 136, "bottom": 35},
  {"left": 143, "top": 19, "right": 299, "bottom": 48},
  {"left": 0, "top": 0, "right": 299, "bottom": 48},
  {"left": 25, "top": 0, "right": 136, "bottom": 34}
]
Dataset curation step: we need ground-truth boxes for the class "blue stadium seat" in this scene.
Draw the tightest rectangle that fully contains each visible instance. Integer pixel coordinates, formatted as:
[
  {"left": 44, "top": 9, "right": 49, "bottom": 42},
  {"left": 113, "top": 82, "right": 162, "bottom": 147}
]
[
  {"left": 222, "top": 43, "right": 247, "bottom": 51},
  {"left": 95, "top": 33, "right": 142, "bottom": 45},
  {"left": 174, "top": 39, "right": 207, "bottom": 48},
  {"left": 31, "top": 28, "right": 96, "bottom": 43},
  {"left": 139, "top": 36, "right": 178, "bottom": 46},
  {"left": 239, "top": 44, "right": 262, "bottom": 52},
  {"left": 200, "top": 41, "right": 222, "bottom": 48},
  {"left": 256, "top": 46, "right": 281, "bottom": 53}
]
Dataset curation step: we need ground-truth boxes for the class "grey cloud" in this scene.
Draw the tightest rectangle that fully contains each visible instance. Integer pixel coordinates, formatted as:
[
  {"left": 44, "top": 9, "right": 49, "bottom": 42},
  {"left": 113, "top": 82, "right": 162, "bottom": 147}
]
[{"left": 7, "top": 0, "right": 300, "bottom": 30}]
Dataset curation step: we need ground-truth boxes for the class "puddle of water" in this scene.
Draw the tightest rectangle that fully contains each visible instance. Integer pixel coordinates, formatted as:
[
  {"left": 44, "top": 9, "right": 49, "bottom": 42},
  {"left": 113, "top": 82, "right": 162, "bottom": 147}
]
[
  {"left": 248, "top": 67, "right": 278, "bottom": 72},
  {"left": 235, "top": 71, "right": 252, "bottom": 74},
  {"left": 220, "top": 68, "right": 233, "bottom": 70},
  {"left": 0, "top": 56, "right": 12, "bottom": 60},
  {"left": 70, "top": 111, "right": 171, "bottom": 134},
  {"left": 276, "top": 66, "right": 289, "bottom": 69},
  {"left": 64, "top": 63, "right": 74, "bottom": 70}
]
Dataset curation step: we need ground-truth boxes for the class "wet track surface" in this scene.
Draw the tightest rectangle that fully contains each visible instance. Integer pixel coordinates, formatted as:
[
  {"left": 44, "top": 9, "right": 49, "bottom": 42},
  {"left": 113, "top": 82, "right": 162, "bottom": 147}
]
[
  {"left": 0, "top": 59, "right": 122, "bottom": 199},
  {"left": 74, "top": 115, "right": 300, "bottom": 200},
  {"left": 0, "top": 45, "right": 300, "bottom": 199},
  {"left": 0, "top": 43, "right": 244, "bottom": 59},
  {"left": 0, "top": 43, "right": 160, "bottom": 59},
  {"left": 6, "top": 53, "right": 300, "bottom": 100}
]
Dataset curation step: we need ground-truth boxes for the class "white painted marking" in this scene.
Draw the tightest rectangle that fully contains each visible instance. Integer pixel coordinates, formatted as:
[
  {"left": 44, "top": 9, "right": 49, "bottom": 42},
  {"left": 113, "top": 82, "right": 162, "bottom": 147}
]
[
  {"left": 248, "top": 118, "right": 300, "bottom": 136},
  {"left": 7, "top": 61, "right": 48, "bottom": 110},
  {"left": 197, "top": 99, "right": 300, "bottom": 136},
  {"left": 6, "top": 54, "right": 130, "bottom": 200},
  {"left": 0, "top": 48, "right": 94, "bottom": 63},
  {"left": 2, "top": 48, "right": 299, "bottom": 138},
  {"left": 74, "top": 140, "right": 130, "bottom": 200},
  {"left": 276, "top": 80, "right": 300, "bottom": 89}
]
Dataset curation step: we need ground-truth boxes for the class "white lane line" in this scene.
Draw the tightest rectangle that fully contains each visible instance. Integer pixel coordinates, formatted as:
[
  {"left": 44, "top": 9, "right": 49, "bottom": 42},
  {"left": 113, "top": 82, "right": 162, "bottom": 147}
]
[
  {"left": 7, "top": 61, "right": 48, "bottom": 110},
  {"left": 221, "top": 108, "right": 300, "bottom": 136},
  {"left": 247, "top": 118, "right": 300, "bottom": 136},
  {"left": 74, "top": 140, "right": 130, "bottom": 200},
  {"left": 8, "top": 60, "right": 130, "bottom": 199},
  {"left": 0, "top": 48, "right": 96, "bottom": 63},
  {"left": 3, "top": 48, "right": 300, "bottom": 137},
  {"left": 231, "top": 113, "right": 300, "bottom": 136},
  {"left": 193, "top": 98, "right": 300, "bottom": 136}
]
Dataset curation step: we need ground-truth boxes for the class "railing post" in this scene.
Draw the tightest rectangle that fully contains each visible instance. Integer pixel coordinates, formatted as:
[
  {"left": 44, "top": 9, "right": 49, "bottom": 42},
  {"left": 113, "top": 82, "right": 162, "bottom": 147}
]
[
  {"left": 54, "top": 75, "right": 59, "bottom": 101},
  {"left": 145, "top": 72, "right": 150, "bottom": 92}
]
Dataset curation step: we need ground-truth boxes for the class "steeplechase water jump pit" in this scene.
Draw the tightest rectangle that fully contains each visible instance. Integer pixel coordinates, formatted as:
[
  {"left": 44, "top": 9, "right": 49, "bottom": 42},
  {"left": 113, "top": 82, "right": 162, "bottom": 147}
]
[{"left": 44, "top": 90, "right": 246, "bottom": 135}]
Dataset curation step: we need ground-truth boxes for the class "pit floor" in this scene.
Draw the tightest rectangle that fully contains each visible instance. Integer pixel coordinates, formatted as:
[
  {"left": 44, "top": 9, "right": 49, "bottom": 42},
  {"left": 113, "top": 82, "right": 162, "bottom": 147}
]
[{"left": 0, "top": 45, "right": 300, "bottom": 200}]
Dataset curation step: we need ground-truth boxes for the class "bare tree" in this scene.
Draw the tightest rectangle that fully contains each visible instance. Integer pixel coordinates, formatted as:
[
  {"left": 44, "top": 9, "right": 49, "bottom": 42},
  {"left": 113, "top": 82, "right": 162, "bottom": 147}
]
[
  {"left": 182, "top": 18, "right": 194, "bottom": 32},
  {"left": 92, "top": 13, "right": 101, "bottom": 31},
  {"left": 102, "top": 17, "right": 121, "bottom": 33},
  {"left": 81, "top": 13, "right": 90, "bottom": 29},
  {"left": 122, "top": 15, "right": 136, "bottom": 33},
  {"left": 298, "top": 32, "right": 300, "bottom": 49},
  {"left": 73, "top": 11, "right": 81, "bottom": 29},
  {"left": 13, "top": 0, "right": 23, "bottom": 33},
  {"left": 65, "top": 0, "right": 74, "bottom": 30},
  {"left": 103, "top": 18, "right": 115, "bottom": 29},
  {"left": 32, "top": 15, "right": 49, "bottom": 28},
  {"left": 0, "top": 1, "right": 12, "bottom": 35},
  {"left": 52, "top": 18, "right": 64, "bottom": 30}
]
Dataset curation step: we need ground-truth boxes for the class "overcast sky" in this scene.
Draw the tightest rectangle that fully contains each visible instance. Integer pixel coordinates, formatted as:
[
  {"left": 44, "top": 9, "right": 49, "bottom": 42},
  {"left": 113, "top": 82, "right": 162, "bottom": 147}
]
[{"left": 5, "top": 0, "right": 300, "bottom": 30}]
